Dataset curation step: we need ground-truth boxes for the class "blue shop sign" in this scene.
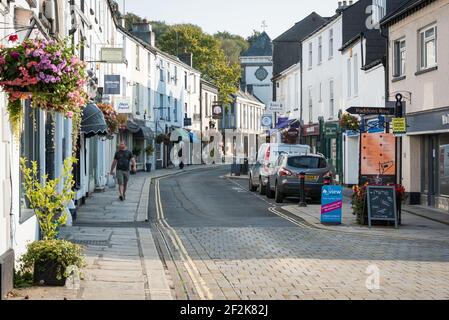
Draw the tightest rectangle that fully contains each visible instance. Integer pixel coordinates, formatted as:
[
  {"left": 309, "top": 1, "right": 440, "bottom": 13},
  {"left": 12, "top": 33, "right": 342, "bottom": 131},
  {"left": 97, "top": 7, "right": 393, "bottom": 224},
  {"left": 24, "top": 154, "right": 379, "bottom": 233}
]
[{"left": 321, "top": 185, "right": 343, "bottom": 224}]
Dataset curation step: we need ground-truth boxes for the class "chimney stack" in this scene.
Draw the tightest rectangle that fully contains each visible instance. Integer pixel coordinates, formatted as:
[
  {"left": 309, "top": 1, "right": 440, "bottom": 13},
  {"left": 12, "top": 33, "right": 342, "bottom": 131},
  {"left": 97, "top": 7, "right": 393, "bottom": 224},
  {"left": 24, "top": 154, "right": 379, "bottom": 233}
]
[
  {"left": 178, "top": 52, "right": 193, "bottom": 67},
  {"left": 130, "top": 20, "right": 156, "bottom": 47}
]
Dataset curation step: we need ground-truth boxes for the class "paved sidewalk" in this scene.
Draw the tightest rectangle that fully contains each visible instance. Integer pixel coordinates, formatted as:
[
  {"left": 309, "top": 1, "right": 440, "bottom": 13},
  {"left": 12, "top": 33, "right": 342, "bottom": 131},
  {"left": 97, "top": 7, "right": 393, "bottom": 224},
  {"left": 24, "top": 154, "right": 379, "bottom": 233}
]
[
  {"left": 9, "top": 165, "right": 214, "bottom": 300},
  {"left": 282, "top": 202, "right": 449, "bottom": 242}
]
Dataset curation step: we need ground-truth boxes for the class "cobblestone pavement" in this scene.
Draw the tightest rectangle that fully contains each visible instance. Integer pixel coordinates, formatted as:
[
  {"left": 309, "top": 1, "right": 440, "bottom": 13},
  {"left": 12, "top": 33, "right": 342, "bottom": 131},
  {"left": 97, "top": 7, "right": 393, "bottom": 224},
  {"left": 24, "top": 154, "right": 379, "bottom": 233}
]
[{"left": 156, "top": 167, "right": 449, "bottom": 300}]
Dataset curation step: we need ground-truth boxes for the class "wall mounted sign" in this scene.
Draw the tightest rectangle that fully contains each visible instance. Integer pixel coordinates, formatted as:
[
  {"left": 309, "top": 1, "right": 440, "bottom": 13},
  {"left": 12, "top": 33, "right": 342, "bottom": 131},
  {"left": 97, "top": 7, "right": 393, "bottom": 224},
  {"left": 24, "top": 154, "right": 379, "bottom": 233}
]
[{"left": 268, "top": 102, "right": 285, "bottom": 113}]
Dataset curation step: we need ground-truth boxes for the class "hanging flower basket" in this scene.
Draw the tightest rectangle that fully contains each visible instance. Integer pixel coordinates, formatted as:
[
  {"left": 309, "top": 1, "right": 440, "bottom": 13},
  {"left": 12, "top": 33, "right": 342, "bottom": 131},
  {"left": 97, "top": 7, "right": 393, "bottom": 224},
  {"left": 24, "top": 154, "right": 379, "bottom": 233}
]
[
  {"left": 0, "top": 37, "right": 88, "bottom": 140},
  {"left": 97, "top": 103, "right": 119, "bottom": 135},
  {"left": 340, "top": 113, "right": 360, "bottom": 132}
]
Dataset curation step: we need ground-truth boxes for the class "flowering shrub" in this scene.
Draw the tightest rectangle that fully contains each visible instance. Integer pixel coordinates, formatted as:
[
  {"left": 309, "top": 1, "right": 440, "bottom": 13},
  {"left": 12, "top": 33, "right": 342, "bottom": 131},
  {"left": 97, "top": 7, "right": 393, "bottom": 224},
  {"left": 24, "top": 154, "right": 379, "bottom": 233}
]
[
  {"left": 97, "top": 103, "right": 119, "bottom": 135},
  {"left": 351, "top": 182, "right": 407, "bottom": 224},
  {"left": 340, "top": 113, "right": 360, "bottom": 132},
  {"left": 0, "top": 37, "right": 87, "bottom": 139}
]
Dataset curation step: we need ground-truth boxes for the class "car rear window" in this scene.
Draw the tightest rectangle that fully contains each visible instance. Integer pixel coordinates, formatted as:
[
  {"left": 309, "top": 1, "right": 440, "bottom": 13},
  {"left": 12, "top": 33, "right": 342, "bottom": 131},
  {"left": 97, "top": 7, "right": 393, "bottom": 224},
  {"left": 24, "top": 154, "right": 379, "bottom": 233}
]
[{"left": 287, "top": 156, "right": 326, "bottom": 169}]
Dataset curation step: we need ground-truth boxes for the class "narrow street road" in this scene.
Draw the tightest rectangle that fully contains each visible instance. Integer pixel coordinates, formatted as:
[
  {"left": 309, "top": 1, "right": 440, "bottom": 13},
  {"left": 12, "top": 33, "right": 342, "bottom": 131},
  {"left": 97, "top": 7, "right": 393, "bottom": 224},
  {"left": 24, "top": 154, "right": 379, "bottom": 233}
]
[{"left": 150, "top": 166, "right": 449, "bottom": 300}]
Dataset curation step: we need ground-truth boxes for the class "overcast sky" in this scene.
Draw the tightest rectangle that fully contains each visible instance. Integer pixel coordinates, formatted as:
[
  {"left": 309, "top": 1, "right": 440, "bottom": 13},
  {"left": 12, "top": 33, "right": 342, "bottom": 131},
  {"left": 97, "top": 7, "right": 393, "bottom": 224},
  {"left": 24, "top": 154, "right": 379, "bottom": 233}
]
[{"left": 122, "top": 0, "right": 340, "bottom": 39}]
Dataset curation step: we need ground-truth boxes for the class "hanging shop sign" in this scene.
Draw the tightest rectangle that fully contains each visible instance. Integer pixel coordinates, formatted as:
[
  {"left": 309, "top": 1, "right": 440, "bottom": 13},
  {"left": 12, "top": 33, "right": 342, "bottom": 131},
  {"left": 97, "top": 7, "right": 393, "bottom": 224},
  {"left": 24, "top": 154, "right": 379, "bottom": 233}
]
[
  {"left": 115, "top": 97, "right": 132, "bottom": 114},
  {"left": 100, "top": 47, "right": 124, "bottom": 64},
  {"left": 104, "top": 75, "right": 121, "bottom": 95},
  {"left": 212, "top": 104, "right": 223, "bottom": 120}
]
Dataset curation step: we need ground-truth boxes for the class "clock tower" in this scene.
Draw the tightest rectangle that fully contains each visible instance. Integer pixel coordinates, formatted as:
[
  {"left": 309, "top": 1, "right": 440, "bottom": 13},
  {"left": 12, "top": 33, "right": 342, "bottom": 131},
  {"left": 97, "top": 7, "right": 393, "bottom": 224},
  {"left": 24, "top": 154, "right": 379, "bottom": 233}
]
[{"left": 240, "top": 32, "right": 273, "bottom": 107}]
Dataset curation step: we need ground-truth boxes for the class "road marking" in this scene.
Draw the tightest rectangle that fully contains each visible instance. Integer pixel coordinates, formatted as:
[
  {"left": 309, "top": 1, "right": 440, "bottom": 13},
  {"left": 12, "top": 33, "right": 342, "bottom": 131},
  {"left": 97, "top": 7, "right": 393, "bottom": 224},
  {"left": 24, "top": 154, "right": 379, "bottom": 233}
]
[{"left": 154, "top": 177, "right": 213, "bottom": 300}]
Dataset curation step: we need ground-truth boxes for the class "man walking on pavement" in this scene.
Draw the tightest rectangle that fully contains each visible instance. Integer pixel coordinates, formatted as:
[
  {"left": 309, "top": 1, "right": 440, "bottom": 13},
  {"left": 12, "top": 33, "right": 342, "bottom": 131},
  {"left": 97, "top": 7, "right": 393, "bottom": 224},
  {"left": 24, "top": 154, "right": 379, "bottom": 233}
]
[{"left": 110, "top": 142, "right": 137, "bottom": 201}]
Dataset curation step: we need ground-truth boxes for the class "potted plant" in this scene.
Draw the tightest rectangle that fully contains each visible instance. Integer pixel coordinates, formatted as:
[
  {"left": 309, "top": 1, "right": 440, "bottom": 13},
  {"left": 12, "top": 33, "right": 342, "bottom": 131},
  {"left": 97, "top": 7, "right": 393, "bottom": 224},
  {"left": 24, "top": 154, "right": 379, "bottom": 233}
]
[
  {"left": 132, "top": 146, "right": 142, "bottom": 158},
  {"left": 19, "top": 157, "right": 85, "bottom": 286},
  {"left": 145, "top": 144, "right": 154, "bottom": 172},
  {"left": 156, "top": 133, "right": 170, "bottom": 145},
  {"left": 19, "top": 240, "right": 85, "bottom": 286}
]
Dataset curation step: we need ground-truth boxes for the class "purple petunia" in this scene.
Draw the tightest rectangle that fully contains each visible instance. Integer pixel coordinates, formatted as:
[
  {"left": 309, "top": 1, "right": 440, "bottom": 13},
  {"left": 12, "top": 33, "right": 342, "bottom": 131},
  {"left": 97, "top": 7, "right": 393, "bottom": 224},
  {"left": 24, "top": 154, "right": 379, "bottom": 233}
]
[{"left": 10, "top": 51, "right": 20, "bottom": 60}]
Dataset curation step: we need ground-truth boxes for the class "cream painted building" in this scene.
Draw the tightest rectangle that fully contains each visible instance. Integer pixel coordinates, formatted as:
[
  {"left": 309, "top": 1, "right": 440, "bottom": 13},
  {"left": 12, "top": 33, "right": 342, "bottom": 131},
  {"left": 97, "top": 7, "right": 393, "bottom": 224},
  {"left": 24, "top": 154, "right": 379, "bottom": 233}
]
[{"left": 383, "top": 0, "right": 449, "bottom": 208}]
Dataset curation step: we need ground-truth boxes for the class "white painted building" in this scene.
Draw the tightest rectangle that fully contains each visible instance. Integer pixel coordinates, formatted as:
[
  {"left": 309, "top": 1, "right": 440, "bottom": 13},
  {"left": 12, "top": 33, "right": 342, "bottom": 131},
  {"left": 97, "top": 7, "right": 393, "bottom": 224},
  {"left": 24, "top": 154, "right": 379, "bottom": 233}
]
[
  {"left": 274, "top": 63, "right": 301, "bottom": 121},
  {"left": 341, "top": 35, "right": 386, "bottom": 185},
  {"left": 222, "top": 91, "right": 265, "bottom": 164},
  {"left": 302, "top": 15, "right": 344, "bottom": 126}
]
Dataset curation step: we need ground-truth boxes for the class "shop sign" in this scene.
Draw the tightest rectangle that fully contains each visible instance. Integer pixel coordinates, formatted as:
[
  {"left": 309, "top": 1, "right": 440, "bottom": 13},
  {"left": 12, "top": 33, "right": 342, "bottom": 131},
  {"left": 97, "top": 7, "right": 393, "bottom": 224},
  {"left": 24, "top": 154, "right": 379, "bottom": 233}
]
[
  {"left": 100, "top": 47, "right": 124, "bottom": 64},
  {"left": 212, "top": 104, "right": 223, "bottom": 119},
  {"left": 115, "top": 98, "right": 132, "bottom": 114},
  {"left": 104, "top": 75, "right": 121, "bottom": 95},
  {"left": 321, "top": 186, "right": 343, "bottom": 224},
  {"left": 324, "top": 123, "right": 338, "bottom": 136},
  {"left": 268, "top": 102, "right": 285, "bottom": 113},
  {"left": 303, "top": 124, "right": 319, "bottom": 136}
]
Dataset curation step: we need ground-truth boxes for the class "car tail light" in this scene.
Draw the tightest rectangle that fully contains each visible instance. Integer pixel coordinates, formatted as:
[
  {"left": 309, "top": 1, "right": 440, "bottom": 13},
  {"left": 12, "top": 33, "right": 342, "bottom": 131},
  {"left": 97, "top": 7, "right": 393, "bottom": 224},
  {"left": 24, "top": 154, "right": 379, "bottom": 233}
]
[
  {"left": 265, "top": 146, "right": 271, "bottom": 162},
  {"left": 279, "top": 167, "right": 293, "bottom": 176}
]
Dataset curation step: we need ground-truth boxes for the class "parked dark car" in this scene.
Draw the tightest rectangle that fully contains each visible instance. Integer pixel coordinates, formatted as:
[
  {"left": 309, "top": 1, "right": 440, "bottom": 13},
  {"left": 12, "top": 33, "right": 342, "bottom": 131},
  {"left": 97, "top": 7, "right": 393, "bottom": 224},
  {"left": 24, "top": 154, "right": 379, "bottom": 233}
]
[
  {"left": 249, "top": 143, "right": 311, "bottom": 195},
  {"left": 266, "top": 154, "right": 335, "bottom": 203}
]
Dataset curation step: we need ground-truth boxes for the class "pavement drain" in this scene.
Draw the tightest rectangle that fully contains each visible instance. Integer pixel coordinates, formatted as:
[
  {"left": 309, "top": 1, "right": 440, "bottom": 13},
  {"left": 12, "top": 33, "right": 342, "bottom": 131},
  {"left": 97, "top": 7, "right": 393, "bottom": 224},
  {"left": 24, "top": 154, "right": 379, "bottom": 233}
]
[{"left": 69, "top": 240, "right": 110, "bottom": 246}]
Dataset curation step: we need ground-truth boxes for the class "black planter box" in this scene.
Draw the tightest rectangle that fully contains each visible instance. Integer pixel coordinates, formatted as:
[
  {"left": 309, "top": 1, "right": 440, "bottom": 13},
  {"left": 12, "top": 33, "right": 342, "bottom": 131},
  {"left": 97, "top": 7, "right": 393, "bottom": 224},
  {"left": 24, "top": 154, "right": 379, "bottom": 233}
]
[{"left": 34, "top": 261, "right": 66, "bottom": 286}]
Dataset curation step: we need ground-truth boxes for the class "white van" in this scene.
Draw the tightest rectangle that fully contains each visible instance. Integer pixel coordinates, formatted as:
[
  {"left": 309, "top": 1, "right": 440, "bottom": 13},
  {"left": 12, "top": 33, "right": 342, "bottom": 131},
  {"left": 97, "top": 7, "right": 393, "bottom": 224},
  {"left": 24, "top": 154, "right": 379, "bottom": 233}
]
[{"left": 249, "top": 143, "right": 311, "bottom": 194}]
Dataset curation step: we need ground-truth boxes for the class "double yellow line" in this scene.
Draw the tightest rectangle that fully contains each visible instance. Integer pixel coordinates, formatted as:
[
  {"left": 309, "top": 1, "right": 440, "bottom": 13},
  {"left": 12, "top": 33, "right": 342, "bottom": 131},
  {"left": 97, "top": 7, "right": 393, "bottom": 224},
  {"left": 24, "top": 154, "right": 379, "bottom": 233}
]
[{"left": 154, "top": 176, "right": 213, "bottom": 300}]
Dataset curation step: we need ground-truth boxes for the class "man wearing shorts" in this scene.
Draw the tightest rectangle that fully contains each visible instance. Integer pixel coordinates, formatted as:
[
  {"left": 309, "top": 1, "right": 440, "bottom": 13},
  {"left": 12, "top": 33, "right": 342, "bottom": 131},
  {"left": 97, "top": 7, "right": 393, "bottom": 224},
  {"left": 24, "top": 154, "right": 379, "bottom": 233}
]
[{"left": 110, "top": 142, "right": 137, "bottom": 201}]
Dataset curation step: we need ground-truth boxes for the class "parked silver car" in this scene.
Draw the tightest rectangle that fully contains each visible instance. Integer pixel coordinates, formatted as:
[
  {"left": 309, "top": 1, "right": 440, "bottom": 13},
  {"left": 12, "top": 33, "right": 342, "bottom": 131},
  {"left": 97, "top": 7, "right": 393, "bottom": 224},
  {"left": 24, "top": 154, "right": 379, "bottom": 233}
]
[{"left": 266, "top": 153, "right": 334, "bottom": 203}]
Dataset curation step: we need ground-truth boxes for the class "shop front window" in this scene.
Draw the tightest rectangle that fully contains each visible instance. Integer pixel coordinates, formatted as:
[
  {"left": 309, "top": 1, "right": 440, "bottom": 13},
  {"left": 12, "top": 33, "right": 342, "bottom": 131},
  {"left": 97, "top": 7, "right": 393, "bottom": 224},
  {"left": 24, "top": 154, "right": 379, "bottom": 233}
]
[{"left": 439, "top": 134, "right": 449, "bottom": 196}]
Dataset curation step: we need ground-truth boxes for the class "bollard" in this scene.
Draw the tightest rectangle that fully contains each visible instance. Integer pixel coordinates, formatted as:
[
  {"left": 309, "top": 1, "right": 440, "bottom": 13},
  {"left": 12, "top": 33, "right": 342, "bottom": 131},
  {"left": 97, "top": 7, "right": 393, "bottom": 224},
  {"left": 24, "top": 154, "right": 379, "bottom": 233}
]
[{"left": 299, "top": 171, "right": 307, "bottom": 207}]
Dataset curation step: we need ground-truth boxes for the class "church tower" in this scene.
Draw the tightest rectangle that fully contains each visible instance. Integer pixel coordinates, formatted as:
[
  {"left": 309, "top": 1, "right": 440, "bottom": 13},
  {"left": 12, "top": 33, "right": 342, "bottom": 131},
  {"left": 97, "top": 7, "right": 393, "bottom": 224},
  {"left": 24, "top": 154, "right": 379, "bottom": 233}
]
[{"left": 240, "top": 32, "right": 273, "bottom": 107}]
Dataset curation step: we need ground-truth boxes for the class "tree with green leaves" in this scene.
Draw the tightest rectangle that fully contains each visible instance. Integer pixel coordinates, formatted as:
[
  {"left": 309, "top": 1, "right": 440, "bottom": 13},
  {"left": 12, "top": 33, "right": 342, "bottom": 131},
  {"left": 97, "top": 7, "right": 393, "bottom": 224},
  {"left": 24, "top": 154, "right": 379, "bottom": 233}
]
[
  {"left": 158, "top": 24, "right": 240, "bottom": 104},
  {"left": 214, "top": 31, "right": 249, "bottom": 65}
]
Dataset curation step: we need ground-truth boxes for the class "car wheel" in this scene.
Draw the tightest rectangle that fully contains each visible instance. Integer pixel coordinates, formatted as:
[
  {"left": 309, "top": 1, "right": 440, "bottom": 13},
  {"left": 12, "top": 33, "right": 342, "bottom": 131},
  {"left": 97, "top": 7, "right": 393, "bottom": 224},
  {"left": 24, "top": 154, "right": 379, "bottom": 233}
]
[
  {"left": 266, "top": 183, "right": 275, "bottom": 199},
  {"left": 258, "top": 177, "right": 266, "bottom": 195},
  {"left": 249, "top": 175, "right": 257, "bottom": 192},
  {"left": 275, "top": 183, "right": 284, "bottom": 203}
]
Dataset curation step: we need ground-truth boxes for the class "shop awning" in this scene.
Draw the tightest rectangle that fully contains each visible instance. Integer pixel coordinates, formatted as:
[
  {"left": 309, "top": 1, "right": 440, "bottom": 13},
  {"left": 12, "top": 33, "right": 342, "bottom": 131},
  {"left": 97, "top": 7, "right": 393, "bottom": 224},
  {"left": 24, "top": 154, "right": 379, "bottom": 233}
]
[
  {"left": 170, "top": 128, "right": 190, "bottom": 142},
  {"left": 80, "top": 103, "right": 108, "bottom": 138},
  {"left": 126, "top": 119, "right": 154, "bottom": 141}
]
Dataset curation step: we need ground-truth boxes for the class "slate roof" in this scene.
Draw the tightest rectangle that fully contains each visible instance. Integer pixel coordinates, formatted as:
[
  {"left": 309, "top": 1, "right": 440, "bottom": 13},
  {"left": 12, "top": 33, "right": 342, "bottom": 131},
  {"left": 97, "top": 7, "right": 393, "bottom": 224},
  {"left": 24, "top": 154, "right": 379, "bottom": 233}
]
[
  {"left": 273, "top": 12, "right": 328, "bottom": 43},
  {"left": 241, "top": 32, "right": 273, "bottom": 57},
  {"left": 233, "top": 90, "right": 264, "bottom": 105},
  {"left": 381, "top": 0, "right": 436, "bottom": 26}
]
